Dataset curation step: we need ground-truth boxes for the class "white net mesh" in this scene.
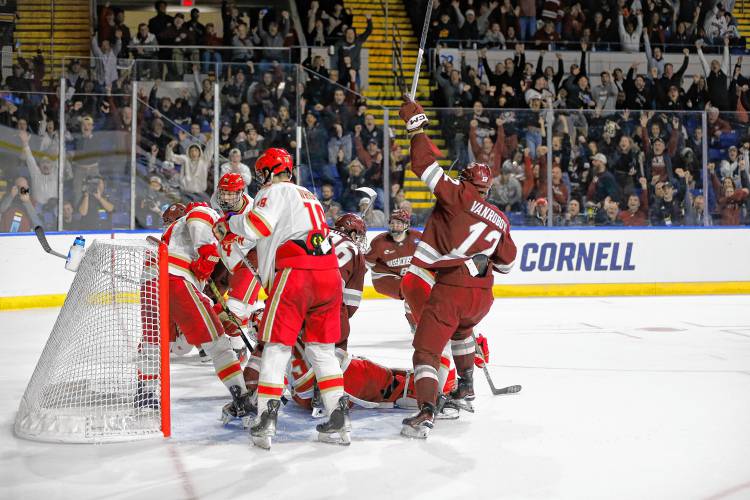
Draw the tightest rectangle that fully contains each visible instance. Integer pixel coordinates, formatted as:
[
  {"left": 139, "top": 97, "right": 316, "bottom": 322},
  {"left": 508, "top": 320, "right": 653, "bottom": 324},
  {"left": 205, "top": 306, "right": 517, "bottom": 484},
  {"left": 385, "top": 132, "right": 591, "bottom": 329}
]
[{"left": 14, "top": 239, "right": 167, "bottom": 443}]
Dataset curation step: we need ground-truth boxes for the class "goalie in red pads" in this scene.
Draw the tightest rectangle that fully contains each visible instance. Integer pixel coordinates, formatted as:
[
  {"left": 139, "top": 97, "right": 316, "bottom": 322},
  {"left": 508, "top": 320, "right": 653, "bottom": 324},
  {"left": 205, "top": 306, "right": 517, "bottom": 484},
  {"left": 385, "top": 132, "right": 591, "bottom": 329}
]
[{"left": 398, "top": 99, "right": 517, "bottom": 439}]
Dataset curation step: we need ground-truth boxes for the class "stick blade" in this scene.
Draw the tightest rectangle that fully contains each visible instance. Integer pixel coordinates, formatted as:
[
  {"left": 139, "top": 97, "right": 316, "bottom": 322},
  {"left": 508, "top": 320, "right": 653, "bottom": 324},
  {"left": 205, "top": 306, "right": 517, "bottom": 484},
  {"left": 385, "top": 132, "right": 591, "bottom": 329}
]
[
  {"left": 34, "top": 225, "right": 67, "bottom": 259},
  {"left": 492, "top": 384, "right": 522, "bottom": 396}
]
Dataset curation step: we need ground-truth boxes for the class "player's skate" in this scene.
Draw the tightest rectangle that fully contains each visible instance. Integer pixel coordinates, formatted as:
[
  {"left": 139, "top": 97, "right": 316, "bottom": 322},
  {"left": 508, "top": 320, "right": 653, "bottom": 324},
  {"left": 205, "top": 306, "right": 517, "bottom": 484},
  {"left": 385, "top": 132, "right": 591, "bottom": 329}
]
[
  {"left": 198, "top": 348, "right": 212, "bottom": 363},
  {"left": 447, "top": 371, "right": 475, "bottom": 413},
  {"left": 401, "top": 402, "right": 435, "bottom": 439},
  {"left": 221, "top": 386, "right": 256, "bottom": 428},
  {"left": 316, "top": 395, "right": 351, "bottom": 445},
  {"left": 250, "top": 399, "right": 280, "bottom": 450},
  {"left": 435, "top": 393, "right": 459, "bottom": 420}
]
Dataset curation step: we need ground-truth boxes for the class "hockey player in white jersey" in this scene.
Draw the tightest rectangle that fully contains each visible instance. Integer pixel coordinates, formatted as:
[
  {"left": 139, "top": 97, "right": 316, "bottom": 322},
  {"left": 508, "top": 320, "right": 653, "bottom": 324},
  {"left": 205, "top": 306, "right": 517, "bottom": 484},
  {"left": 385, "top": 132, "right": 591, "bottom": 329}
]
[
  {"left": 161, "top": 201, "right": 254, "bottom": 425},
  {"left": 214, "top": 147, "right": 350, "bottom": 449},
  {"left": 210, "top": 173, "right": 263, "bottom": 362}
]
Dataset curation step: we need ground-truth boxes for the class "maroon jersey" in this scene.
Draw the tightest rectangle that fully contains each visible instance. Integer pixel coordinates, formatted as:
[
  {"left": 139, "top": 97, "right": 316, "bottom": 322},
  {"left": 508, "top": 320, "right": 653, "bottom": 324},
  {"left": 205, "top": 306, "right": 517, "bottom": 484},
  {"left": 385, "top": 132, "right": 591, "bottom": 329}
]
[
  {"left": 331, "top": 230, "right": 366, "bottom": 317},
  {"left": 365, "top": 229, "right": 422, "bottom": 299},
  {"left": 409, "top": 134, "right": 517, "bottom": 288}
]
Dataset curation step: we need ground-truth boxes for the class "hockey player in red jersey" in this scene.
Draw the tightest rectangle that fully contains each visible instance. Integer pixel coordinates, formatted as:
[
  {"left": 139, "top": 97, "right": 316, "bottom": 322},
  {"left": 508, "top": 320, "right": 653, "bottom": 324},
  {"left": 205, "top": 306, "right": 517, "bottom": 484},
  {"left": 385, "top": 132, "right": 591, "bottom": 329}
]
[
  {"left": 330, "top": 213, "right": 367, "bottom": 350},
  {"left": 214, "top": 147, "right": 350, "bottom": 449},
  {"left": 398, "top": 99, "right": 517, "bottom": 439},
  {"left": 366, "top": 209, "right": 423, "bottom": 330},
  {"left": 161, "top": 201, "right": 255, "bottom": 425}
]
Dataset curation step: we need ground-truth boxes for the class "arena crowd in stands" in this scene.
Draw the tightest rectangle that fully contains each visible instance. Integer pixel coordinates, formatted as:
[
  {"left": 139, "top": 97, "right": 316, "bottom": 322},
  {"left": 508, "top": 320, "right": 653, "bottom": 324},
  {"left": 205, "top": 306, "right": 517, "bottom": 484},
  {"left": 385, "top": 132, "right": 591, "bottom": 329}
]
[
  {"left": 423, "top": 0, "right": 749, "bottom": 226},
  {"left": 0, "top": 0, "right": 748, "bottom": 232}
]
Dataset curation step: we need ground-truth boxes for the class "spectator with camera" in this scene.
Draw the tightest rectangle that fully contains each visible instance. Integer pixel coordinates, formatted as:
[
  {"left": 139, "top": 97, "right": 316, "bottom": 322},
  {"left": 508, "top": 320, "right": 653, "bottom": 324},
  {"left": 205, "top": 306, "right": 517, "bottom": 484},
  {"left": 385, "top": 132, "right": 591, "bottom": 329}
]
[
  {"left": 137, "top": 175, "right": 169, "bottom": 229},
  {"left": 0, "top": 177, "right": 40, "bottom": 232},
  {"left": 77, "top": 175, "right": 114, "bottom": 230}
]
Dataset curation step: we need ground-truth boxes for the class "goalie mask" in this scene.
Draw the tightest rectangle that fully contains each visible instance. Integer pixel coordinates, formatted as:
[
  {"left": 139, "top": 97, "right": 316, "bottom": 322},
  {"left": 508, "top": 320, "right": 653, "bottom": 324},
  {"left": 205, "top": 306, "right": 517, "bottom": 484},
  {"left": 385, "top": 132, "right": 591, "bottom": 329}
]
[
  {"left": 162, "top": 203, "right": 186, "bottom": 225},
  {"left": 388, "top": 209, "right": 410, "bottom": 238},
  {"left": 217, "top": 173, "right": 245, "bottom": 213},
  {"left": 334, "top": 213, "right": 367, "bottom": 251}
]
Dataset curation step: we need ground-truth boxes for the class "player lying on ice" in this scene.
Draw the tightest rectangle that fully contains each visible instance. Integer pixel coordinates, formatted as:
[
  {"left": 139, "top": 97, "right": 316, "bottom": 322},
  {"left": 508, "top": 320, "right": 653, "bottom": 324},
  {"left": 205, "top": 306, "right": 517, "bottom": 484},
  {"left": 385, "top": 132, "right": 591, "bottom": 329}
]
[
  {"left": 213, "top": 147, "right": 351, "bottom": 449},
  {"left": 398, "top": 97, "right": 517, "bottom": 439}
]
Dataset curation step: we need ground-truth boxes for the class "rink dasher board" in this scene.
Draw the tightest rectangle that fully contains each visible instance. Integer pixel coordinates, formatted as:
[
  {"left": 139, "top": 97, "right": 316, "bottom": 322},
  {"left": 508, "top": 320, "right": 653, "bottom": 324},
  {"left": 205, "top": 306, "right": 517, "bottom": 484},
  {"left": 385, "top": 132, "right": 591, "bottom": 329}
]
[{"left": 0, "top": 227, "right": 749, "bottom": 308}]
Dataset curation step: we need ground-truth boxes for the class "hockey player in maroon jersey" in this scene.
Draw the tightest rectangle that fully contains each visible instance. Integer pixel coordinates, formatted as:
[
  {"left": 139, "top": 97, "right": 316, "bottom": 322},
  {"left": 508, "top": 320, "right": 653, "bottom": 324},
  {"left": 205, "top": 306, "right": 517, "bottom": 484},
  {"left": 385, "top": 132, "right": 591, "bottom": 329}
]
[
  {"left": 365, "top": 209, "right": 422, "bottom": 330},
  {"left": 329, "top": 213, "right": 367, "bottom": 350},
  {"left": 398, "top": 98, "right": 517, "bottom": 439}
]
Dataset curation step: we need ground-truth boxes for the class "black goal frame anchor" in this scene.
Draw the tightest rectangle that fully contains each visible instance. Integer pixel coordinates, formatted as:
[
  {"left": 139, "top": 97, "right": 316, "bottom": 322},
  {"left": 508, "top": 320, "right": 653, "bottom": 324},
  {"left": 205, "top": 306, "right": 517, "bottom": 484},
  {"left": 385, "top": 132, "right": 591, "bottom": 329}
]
[{"left": 471, "top": 332, "right": 522, "bottom": 396}]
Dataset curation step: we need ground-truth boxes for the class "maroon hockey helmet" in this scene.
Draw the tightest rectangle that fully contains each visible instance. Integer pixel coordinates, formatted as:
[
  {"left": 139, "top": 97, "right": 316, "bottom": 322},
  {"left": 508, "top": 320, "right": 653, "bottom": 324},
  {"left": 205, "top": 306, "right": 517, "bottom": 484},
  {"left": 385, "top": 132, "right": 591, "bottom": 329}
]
[
  {"left": 459, "top": 162, "right": 493, "bottom": 196},
  {"left": 389, "top": 209, "right": 411, "bottom": 226},
  {"left": 334, "top": 213, "right": 367, "bottom": 250},
  {"left": 162, "top": 203, "right": 186, "bottom": 225}
]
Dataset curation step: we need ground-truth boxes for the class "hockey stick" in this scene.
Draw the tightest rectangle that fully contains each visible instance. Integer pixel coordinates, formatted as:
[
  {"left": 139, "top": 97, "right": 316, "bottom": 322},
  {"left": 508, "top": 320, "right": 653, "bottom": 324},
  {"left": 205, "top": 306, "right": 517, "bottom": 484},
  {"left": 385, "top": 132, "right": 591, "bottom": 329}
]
[
  {"left": 472, "top": 333, "right": 522, "bottom": 396},
  {"left": 354, "top": 186, "right": 377, "bottom": 217},
  {"left": 408, "top": 0, "right": 435, "bottom": 101},
  {"left": 34, "top": 225, "right": 67, "bottom": 259},
  {"left": 208, "top": 279, "right": 255, "bottom": 352}
]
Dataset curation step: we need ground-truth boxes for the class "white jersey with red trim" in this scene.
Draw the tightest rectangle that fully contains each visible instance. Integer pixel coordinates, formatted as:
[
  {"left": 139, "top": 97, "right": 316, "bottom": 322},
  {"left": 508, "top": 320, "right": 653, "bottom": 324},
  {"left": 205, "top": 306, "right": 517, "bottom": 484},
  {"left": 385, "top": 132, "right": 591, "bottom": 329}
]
[
  {"left": 162, "top": 205, "right": 221, "bottom": 289},
  {"left": 227, "top": 181, "right": 333, "bottom": 289},
  {"left": 211, "top": 192, "right": 256, "bottom": 272}
]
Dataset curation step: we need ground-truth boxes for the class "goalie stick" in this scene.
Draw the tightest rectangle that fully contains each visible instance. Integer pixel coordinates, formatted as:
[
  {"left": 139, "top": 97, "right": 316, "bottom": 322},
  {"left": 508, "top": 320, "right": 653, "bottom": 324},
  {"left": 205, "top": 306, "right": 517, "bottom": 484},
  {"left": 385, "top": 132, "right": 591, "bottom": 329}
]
[{"left": 472, "top": 333, "right": 522, "bottom": 396}]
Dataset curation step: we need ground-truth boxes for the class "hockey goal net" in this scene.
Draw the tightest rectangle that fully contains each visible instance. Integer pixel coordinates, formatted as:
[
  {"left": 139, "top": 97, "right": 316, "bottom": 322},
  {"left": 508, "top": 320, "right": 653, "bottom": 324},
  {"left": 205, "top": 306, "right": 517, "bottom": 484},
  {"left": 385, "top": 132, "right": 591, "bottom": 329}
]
[{"left": 14, "top": 238, "right": 170, "bottom": 443}]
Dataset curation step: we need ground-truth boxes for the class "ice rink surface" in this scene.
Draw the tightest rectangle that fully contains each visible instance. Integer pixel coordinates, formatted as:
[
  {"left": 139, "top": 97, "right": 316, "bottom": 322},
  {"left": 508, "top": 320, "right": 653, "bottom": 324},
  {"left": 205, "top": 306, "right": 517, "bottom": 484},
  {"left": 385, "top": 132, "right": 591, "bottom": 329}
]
[{"left": 1, "top": 295, "right": 749, "bottom": 500}]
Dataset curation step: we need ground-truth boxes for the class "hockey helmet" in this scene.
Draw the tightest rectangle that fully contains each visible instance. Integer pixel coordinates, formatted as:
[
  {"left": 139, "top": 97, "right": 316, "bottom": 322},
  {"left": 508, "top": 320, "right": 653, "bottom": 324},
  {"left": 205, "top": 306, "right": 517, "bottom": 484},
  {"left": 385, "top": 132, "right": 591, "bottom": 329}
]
[
  {"left": 185, "top": 201, "right": 209, "bottom": 213},
  {"left": 217, "top": 172, "right": 245, "bottom": 212},
  {"left": 255, "top": 147, "right": 294, "bottom": 184},
  {"left": 162, "top": 202, "right": 186, "bottom": 225},
  {"left": 334, "top": 213, "right": 367, "bottom": 250},
  {"left": 459, "top": 162, "right": 493, "bottom": 196},
  {"left": 388, "top": 209, "right": 410, "bottom": 237}
]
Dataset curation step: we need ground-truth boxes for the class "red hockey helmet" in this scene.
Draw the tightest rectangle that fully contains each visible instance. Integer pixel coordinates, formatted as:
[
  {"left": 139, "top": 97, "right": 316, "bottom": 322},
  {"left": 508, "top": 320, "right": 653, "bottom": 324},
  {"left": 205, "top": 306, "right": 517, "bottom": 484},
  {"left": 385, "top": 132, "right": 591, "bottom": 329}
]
[
  {"left": 185, "top": 201, "right": 209, "bottom": 213},
  {"left": 162, "top": 202, "right": 186, "bottom": 225},
  {"left": 255, "top": 147, "right": 293, "bottom": 184},
  {"left": 334, "top": 213, "right": 367, "bottom": 250},
  {"left": 459, "top": 162, "right": 493, "bottom": 196},
  {"left": 217, "top": 172, "right": 245, "bottom": 212}
]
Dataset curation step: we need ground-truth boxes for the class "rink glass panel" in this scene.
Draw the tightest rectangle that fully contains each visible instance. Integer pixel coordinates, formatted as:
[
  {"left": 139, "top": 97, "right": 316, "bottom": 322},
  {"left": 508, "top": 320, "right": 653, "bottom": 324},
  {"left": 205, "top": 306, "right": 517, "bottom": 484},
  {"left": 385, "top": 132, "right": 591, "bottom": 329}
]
[
  {"left": 0, "top": 90, "right": 61, "bottom": 233},
  {"left": 63, "top": 86, "right": 133, "bottom": 232},
  {"left": 14, "top": 239, "right": 166, "bottom": 443}
]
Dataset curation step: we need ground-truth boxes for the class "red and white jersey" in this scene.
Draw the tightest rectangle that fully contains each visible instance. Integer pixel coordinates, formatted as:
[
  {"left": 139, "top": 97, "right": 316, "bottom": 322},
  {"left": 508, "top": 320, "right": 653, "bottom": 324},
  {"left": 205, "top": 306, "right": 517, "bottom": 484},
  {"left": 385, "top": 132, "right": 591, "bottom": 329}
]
[
  {"left": 228, "top": 181, "right": 337, "bottom": 289},
  {"left": 330, "top": 231, "right": 366, "bottom": 315},
  {"left": 409, "top": 135, "right": 517, "bottom": 288},
  {"left": 212, "top": 192, "right": 257, "bottom": 272},
  {"left": 162, "top": 204, "right": 221, "bottom": 289}
]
